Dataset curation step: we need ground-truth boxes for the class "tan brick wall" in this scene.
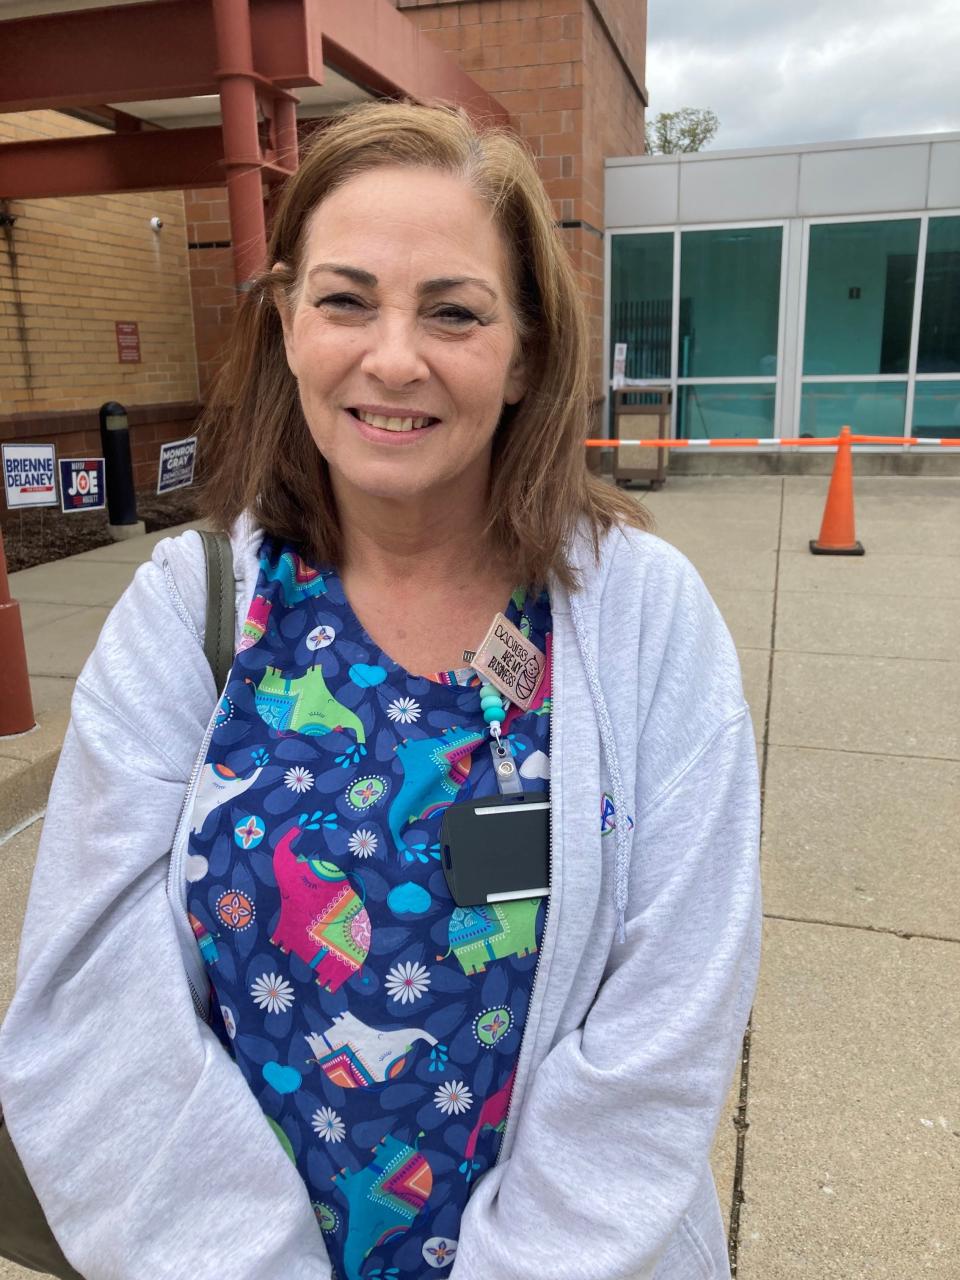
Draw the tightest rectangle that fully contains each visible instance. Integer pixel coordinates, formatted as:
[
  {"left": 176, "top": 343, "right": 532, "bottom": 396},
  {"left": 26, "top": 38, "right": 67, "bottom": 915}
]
[{"left": 0, "top": 110, "right": 199, "bottom": 416}]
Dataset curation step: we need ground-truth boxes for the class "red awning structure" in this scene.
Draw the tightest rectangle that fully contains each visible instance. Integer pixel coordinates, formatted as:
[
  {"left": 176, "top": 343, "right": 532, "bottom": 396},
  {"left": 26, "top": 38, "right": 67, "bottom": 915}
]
[{"left": 0, "top": 0, "right": 507, "bottom": 283}]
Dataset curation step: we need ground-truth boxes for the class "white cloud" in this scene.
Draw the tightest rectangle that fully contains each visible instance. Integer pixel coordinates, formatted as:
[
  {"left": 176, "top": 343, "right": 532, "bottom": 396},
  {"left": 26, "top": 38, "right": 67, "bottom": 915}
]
[{"left": 646, "top": 0, "right": 960, "bottom": 149}]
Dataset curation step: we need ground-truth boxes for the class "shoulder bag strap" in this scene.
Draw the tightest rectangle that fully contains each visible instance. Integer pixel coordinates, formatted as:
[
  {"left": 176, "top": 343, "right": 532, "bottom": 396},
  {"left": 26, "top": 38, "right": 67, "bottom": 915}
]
[{"left": 197, "top": 529, "right": 235, "bottom": 693}]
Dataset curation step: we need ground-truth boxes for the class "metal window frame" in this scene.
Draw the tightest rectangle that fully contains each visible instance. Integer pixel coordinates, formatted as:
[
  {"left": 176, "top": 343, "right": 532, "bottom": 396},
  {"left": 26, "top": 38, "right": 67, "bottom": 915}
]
[
  {"left": 795, "top": 208, "right": 960, "bottom": 441},
  {"left": 605, "top": 219, "right": 788, "bottom": 442},
  {"left": 604, "top": 208, "right": 960, "bottom": 448}
]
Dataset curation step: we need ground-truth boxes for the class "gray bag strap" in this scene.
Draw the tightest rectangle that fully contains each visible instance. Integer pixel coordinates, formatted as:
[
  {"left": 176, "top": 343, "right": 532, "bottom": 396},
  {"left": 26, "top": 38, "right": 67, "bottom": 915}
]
[{"left": 198, "top": 529, "right": 235, "bottom": 693}]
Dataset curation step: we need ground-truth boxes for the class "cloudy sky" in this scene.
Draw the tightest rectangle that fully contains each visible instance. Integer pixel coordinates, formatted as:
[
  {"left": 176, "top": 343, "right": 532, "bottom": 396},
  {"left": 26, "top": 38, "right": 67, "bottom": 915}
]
[{"left": 646, "top": 0, "right": 960, "bottom": 151}]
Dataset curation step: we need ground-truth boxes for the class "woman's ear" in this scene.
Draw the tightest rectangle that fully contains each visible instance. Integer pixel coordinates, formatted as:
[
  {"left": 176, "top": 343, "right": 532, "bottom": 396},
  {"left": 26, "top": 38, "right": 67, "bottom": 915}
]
[
  {"left": 271, "top": 262, "right": 298, "bottom": 378},
  {"left": 503, "top": 348, "right": 527, "bottom": 406}
]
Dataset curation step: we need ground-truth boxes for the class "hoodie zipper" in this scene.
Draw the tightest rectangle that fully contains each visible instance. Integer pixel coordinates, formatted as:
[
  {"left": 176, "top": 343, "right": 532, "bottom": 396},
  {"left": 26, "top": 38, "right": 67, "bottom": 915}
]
[
  {"left": 164, "top": 675, "right": 231, "bottom": 1020},
  {"left": 493, "top": 642, "right": 558, "bottom": 1169}
]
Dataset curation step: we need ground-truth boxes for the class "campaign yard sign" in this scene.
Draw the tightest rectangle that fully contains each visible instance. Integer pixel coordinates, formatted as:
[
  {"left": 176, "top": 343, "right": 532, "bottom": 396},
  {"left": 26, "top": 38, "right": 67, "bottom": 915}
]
[
  {"left": 3, "top": 444, "right": 58, "bottom": 509},
  {"left": 157, "top": 436, "right": 197, "bottom": 494},
  {"left": 59, "top": 458, "right": 105, "bottom": 513}
]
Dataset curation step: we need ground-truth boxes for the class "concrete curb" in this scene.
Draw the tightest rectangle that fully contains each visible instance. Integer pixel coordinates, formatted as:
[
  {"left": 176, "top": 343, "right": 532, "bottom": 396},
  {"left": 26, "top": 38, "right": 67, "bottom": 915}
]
[{"left": 0, "top": 701, "right": 70, "bottom": 840}]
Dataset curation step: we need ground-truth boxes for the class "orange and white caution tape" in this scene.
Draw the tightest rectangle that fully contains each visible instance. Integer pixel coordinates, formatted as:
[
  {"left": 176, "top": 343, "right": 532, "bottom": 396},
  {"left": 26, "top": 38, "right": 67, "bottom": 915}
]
[{"left": 585, "top": 434, "right": 960, "bottom": 449}]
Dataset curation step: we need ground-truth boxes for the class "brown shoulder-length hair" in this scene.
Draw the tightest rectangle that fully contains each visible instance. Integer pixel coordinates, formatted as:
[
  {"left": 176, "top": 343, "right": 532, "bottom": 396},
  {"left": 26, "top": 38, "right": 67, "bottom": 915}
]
[{"left": 196, "top": 100, "right": 651, "bottom": 590}]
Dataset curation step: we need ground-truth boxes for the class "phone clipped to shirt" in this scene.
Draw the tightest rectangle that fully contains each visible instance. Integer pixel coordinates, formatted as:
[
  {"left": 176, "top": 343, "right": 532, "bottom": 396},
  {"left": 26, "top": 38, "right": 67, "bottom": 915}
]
[{"left": 440, "top": 791, "right": 550, "bottom": 908}]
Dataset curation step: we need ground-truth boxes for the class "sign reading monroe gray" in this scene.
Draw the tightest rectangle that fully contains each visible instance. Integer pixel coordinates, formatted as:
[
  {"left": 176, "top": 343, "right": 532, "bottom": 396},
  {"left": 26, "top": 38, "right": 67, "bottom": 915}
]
[{"left": 157, "top": 437, "right": 197, "bottom": 495}]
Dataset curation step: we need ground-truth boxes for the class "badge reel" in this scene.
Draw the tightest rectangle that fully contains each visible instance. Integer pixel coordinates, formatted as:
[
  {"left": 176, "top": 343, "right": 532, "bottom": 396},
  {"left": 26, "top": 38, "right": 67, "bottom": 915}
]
[{"left": 440, "top": 613, "right": 551, "bottom": 909}]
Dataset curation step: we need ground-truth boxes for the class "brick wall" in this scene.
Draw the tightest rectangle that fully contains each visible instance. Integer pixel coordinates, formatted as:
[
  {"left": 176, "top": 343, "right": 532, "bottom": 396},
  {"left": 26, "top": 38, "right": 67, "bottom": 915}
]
[
  {"left": 184, "top": 186, "right": 236, "bottom": 399},
  {"left": 580, "top": 0, "right": 646, "bottom": 370},
  {"left": 396, "top": 0, "right": 647, "bottom": 385},
  {"left": 0, "top": 110, "right": 199, "bottom": 417}
]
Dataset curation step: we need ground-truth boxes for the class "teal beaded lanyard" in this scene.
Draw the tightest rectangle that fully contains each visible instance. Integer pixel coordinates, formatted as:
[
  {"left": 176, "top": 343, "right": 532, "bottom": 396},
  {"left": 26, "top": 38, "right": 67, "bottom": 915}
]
[{"left": 479, "top": 679, "right": 523, "bottom": 796}]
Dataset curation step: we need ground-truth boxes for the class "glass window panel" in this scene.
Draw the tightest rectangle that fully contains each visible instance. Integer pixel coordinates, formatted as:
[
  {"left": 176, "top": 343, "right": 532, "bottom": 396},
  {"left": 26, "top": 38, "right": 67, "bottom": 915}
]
[
  {"left": 678, "top": 227, "right": 782, "bottom": 378},
  {"left": 677, "top": 384, "right": 776, "bottom": 439},
  {"left": 803, "top": 219, "right": 920, "bottom": 376},
  {"left": 799, "top": 381, "right": 907, "bottom": 438},
  {"left": 912, "top": 382, "right": 960, "bottom": 438},
  {"left": 918, "top": 217, "right": 960, "bottom": 373},
  {"left": 610, "top": 233, "right": 673, "bottom": 381}
]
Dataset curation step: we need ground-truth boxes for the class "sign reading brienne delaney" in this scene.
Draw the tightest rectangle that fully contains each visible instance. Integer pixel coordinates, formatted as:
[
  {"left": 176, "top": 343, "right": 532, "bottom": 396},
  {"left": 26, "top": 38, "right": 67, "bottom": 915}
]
[
  {"left": 157, "top": 436, "right": 198, "bottom": 495},
  {"left": 2, "top": 443, "right": 58, "bottom": 509}
]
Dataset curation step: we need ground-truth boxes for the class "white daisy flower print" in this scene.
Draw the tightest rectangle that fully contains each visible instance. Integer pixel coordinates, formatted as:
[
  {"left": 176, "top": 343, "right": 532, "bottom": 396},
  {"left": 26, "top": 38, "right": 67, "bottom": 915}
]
[
  {"left": 386, "top": 696, "right": 421, "bottom": 725},
  {"left": 284, "top": 765, "right": 314, "bottom": 794},
  {"left": 250, "top": 972, "right": 295, "bottom": 1014},
  {"left": 347, "top": 828, "right": 378, "bottom": 859},
  {"left": 311, "top": 1106, "right": 345, "bottom": 1143},
  {"left": 385, "top": 960, "right": 431, "bottom": 1004},
  {"left": 434, "top": 1080, "right": 473, "bottom": 1116}
]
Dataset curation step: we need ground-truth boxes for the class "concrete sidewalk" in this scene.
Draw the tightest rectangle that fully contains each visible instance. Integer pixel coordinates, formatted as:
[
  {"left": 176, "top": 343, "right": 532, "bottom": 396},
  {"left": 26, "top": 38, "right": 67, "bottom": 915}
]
[{"left": 1, "top": 477, "right": 959, "bottom": 1278}]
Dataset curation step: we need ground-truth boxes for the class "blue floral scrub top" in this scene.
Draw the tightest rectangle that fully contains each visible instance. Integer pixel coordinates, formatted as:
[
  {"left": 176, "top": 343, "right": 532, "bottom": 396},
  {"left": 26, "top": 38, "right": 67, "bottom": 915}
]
[{"left": 185, "top": 538, "right": 551, "bottom": 1280}]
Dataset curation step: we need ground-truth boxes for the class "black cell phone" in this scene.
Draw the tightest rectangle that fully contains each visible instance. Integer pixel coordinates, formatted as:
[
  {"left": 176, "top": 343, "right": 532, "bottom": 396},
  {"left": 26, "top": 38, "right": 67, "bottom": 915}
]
[{"left": 440, "top": 791, "right": 550, "bottom": 907}]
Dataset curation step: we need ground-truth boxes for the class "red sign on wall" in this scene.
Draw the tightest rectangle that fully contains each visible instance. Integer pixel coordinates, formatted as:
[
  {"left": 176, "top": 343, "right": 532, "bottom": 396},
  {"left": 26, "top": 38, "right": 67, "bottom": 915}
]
[{"left": 115, "top": 321, "right": 141, "bottom": 363}]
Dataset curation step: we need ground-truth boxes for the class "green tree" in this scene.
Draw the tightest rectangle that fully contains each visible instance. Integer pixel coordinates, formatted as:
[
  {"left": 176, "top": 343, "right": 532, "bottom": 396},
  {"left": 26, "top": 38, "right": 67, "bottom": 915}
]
[{"left": 644, "top": 108, "right": 720, "bottom": 154}]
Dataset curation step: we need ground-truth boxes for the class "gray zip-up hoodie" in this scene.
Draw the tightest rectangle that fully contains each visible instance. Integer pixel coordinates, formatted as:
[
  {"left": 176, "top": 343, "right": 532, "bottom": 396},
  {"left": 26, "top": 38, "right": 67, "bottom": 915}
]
[{"left": 0, "top": 514, "right": 761, "bottom": 1280}]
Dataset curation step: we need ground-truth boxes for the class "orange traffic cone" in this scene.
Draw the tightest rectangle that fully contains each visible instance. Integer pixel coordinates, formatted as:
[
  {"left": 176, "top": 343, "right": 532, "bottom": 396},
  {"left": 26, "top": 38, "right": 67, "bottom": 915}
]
[{"left": 809, "top": 425, "right": 865, "bottom": 556}]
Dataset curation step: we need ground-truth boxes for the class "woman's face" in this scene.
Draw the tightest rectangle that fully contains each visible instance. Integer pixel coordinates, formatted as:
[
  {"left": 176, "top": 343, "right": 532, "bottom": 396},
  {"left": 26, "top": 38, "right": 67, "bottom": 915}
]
[{"left": 278, "top": 164, "right": 527, "bottom": 512}]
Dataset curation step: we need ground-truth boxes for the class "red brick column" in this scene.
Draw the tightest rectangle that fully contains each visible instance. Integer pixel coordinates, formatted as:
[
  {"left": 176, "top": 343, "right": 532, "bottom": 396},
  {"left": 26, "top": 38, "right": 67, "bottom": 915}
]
[
  {"left": 185, "top": 187, "right": 236, "bottom": 399},
  {"left": 397, "top": 0, "right": 646, "bottom": 387}
]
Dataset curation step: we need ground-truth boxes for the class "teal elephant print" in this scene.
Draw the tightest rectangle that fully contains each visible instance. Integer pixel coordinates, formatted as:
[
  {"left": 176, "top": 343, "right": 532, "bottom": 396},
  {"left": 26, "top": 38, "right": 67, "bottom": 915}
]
[
  {"left": 388, "top": 728, "right": 484, "bottom": 860},
  {"left": 439, "top": 900, "right": 540, "bottom": 975},
  {"left": 259, "top": 549, "right": 329, "bottom": 604},
  {"left": 248, "top": 665, "right": 366, "bottom": 749},
  {"left": 331, "top": 1134, "right": 433, "bottom": 1280}
]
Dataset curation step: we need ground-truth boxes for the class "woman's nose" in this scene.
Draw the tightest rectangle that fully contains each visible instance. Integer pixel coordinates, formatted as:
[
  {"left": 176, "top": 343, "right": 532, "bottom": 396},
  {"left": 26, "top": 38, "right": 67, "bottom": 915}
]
[{"left": 359, "top": 314, "right": 429, "bottom": 387}]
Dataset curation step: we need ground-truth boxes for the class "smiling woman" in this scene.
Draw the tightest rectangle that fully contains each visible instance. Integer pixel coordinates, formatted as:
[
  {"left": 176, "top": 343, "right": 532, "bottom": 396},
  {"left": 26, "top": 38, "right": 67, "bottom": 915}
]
[
  {"left": 273, "top": 165, "right": 528, "bottom": 533},
  {"left": 197, "top": 101, "right": 648, "bottom": 595},
  {"left": 0, "top": 102, "right": 761, "bottom": 1280}
]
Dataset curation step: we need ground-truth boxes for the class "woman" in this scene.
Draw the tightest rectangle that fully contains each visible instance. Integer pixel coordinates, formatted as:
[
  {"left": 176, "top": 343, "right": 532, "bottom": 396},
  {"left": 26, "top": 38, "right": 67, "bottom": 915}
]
[{"left": 0, "top": 103, "right": 761, "bottom": 1279}]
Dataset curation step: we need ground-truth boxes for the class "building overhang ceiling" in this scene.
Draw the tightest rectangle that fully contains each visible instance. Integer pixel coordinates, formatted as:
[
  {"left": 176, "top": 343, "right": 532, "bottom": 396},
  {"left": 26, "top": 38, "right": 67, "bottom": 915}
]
[{"left": 0, "top": 0, "right": 507, "bottom": 199}]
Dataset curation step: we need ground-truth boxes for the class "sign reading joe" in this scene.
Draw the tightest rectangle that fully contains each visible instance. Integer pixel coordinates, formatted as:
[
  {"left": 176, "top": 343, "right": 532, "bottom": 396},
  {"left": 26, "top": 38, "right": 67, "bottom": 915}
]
[{"left": 59, "top": 458, "right": 105, "bottom": 513}]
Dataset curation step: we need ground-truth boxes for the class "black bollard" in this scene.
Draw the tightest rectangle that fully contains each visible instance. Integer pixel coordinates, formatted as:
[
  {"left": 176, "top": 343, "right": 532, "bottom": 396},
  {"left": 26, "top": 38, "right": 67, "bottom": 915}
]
[{"left": 99, "top": 401, "right": 140, "bottom": 529}]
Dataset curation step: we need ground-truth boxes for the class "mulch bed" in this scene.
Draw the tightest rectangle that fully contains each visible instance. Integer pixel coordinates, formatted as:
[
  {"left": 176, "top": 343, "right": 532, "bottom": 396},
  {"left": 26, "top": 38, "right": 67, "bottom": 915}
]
[{"left": 1, "top": 490, "right": 200, "bottom": 574}]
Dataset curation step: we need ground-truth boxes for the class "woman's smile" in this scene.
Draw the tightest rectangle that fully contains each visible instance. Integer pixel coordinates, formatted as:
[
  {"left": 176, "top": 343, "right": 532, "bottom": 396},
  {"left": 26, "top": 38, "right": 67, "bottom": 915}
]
[
  {"left": 345, "top": 405, "right": 441, "bottom": 433},
  {"left": 343, "top": 406, "right": 443, "bottom": 446}
]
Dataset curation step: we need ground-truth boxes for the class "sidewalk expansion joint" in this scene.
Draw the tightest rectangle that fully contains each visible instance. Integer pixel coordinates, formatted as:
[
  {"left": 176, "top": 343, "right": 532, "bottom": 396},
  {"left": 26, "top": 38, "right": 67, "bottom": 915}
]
[
  {"left": 764, "top": 912, "right": 959, "bottom": 945},
  {"left": 729, "top": 479, "right": 784, "bottom": 1276},
  {"left": 765, "top": 743, "right": 960, "bottom": 764},
  {"left": 774, "top": 648, "right": 960, "bottom": 665},
  {"left": 727, "top": 1015, "right": 753, "bottom": 1277}
]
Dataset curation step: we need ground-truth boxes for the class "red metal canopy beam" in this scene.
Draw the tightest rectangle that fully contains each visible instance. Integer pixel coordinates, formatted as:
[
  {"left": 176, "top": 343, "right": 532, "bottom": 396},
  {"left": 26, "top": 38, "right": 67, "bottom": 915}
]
[
  {"left": 0, "top": 128, "right": 293, "bottom": 201},
  {"left": 0, "top": 0, "right": 504, "bottom": 123},
  {"left": 320, "top": 0, "right": 508, "bottom": 122},
  {"left": 0, "top": 0, "right": 323, "bottom": 114}
]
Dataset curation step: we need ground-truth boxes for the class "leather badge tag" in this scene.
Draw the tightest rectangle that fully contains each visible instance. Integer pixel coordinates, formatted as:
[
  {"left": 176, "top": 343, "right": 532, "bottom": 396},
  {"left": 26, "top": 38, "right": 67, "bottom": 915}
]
[{"left": 471, "top": 613, "right": 546, "bottom": 711}]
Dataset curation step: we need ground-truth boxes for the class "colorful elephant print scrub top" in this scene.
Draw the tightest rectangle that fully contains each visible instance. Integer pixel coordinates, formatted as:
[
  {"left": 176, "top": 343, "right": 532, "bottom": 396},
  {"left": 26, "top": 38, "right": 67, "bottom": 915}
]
[{"left": 185, "top": 537, "right": 551, "bottom": 1280}]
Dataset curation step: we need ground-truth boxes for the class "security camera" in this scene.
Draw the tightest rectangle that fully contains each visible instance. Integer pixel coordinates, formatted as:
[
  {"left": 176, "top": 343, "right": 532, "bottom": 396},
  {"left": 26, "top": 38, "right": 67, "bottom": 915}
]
[{"left": 150, "top": 216, "right": 164, "bottom": 232}]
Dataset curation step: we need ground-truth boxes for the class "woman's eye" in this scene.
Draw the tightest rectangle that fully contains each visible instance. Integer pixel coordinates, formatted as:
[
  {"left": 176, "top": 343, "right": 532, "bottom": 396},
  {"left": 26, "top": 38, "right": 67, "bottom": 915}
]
[
  {"left": 316, "top": 293, "right": 368, "bottom": 313},
  {"left": 429, "top": 305, "right": 480, "bottom": 326}
]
